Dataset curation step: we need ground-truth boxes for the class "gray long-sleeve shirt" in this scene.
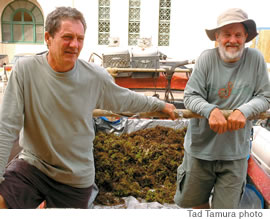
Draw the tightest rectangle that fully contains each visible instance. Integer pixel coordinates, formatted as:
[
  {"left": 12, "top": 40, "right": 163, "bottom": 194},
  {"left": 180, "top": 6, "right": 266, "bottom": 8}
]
[
  {"left": 0, "top": 53, "right": 165, "bottom": 188},
  {"left": 184, "top": 47, "right": 270, "bottom": 160}
]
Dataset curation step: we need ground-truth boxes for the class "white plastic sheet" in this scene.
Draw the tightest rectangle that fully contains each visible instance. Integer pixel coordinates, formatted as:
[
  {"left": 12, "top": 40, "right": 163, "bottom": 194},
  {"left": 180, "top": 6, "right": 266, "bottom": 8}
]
[{"left": 90, "top": 117, "right": 188, "bottom": 209}]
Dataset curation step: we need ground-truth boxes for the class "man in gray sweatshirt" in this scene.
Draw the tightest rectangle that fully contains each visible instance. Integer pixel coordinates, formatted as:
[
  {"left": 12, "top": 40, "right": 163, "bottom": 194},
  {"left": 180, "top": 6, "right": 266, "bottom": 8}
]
[
  {"left": 0, "top": 7, "right": 176, "bottom": 208},
  {"left": 174, "top": 8, "right": 270, "bottom": 209}
]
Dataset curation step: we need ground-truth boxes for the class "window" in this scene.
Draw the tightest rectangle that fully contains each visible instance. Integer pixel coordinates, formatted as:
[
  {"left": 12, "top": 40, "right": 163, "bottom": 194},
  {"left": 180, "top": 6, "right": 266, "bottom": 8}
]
[
  {"left": 158, "top": 0, "right": 171, "bottom": 46},
  {"left": 1, "top": 0, "right": 44, "bottom": 43},
  {"left": 98, "top": 0, "right": 110, "bottom": 45},
  {"left": 128, "top": 0, "right": 141, "bottom": 46}
]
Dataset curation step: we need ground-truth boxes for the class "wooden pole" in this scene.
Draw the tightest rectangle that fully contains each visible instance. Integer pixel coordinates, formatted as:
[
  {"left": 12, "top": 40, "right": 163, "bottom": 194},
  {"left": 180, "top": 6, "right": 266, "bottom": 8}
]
[
  {"left": 106, "top": 67, "right": 191, "bottom": 76},
  {"left": 93, "top": 109, "right": 270, "bottom": 120}
]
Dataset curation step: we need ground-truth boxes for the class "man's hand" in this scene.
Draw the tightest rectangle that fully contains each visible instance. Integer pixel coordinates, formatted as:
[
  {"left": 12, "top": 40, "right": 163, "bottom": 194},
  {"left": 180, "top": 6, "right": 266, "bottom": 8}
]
[
  {"left": 227, "top": 109, "right": 246, "bottom": 131},
  {"left": 209, "top": 108, "right": 228, "bottom": 134},
  {"left": 162, "top": 103, "right": 176, "bottom": 120}
]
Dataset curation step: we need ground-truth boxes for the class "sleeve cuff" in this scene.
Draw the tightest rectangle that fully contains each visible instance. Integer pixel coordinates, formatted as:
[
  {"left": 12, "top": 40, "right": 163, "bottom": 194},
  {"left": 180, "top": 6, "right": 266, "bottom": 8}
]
[
  {"left": 201, "top": 104, "right": 218, "bottom": 119},
  {"left": 236, "top": 106, "right": 250, "bottom": 119}
]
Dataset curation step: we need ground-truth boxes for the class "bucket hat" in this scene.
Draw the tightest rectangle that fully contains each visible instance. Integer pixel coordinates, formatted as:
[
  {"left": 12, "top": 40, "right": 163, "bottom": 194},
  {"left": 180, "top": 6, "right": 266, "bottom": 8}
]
[{"left": 205, "top": 8, "right": 258, "bottom": 42}]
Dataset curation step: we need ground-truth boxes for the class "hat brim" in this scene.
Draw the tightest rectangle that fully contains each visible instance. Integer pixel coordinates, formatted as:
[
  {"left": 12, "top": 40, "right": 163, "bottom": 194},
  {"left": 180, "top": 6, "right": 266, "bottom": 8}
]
[{"left": 205, "top": 19, "right": 258, "bottom": 43}]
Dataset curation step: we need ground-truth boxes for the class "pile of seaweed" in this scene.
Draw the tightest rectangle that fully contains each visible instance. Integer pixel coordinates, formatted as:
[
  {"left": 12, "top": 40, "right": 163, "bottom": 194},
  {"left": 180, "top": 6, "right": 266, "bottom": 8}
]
[{"left": 93, "top": 125, "right": 186, "bottom": 206}]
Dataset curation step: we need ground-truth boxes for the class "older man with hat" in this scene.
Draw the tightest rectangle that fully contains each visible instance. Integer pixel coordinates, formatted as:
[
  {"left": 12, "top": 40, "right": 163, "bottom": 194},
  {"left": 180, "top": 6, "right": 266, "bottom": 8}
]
[{"left": 174, "top": 8, "right": 270, "bottom": 209}]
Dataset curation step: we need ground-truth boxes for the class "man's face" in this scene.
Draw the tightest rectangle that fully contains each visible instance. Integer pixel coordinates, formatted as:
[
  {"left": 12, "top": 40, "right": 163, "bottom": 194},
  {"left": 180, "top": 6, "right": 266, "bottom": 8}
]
[
  {"left": 45, "top": 19, "right": 85, "bottom": 72},
  {"left": 215, "top": 23, "right": 248, "bottom": 63}
]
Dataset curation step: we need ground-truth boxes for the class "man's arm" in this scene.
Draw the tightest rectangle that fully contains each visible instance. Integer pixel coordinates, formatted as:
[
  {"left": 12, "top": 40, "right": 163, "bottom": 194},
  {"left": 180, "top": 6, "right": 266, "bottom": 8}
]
[
  {"left": 97, "top": 68, "right": 176, "bottom": 118},
  {"left": 0, "top": 65, "right": 24, "bottom": 183},
  {"left": 183, "top": 53, "right": 218, "bottom": 119},
  {"left": 237, "top": 51, "right": 270, "bottom": 118}
]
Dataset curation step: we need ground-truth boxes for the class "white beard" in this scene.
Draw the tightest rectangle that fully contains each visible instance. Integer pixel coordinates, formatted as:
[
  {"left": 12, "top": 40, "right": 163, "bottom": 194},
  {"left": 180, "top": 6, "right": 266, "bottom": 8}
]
[{"left": 218, "top": 43, "right": 245, "bottom": 62}]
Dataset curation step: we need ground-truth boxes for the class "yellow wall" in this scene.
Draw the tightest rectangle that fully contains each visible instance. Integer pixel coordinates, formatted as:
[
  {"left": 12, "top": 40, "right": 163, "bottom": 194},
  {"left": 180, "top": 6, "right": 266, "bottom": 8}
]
[{"left": 250, "top": 29, "right": 270, "bottom": 63}]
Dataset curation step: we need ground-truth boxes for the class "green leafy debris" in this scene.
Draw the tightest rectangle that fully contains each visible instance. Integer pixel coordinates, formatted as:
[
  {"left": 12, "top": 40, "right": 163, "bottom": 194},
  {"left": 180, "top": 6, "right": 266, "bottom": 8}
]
[{"left": 93, "top": 125, "right": 186, "bottom": 206}]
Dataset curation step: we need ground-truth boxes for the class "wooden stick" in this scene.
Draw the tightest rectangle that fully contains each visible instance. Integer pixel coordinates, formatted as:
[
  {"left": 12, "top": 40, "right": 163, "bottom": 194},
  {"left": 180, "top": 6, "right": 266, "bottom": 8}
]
[
  {"left": 106, "top": 67, "right": 191, "bottom": 73},
  {"left": 93, "top": 109, "right": 270, "bottom": 120}
]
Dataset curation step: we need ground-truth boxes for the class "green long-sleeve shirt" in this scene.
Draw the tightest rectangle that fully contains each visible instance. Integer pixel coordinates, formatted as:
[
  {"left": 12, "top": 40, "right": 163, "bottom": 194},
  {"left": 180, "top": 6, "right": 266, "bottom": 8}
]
[
  {"left": 184, "top": 47, "right": 270, "bottom": 160},
  {"left": 0, "top": 53, "right": 165, "bottom": 188}
]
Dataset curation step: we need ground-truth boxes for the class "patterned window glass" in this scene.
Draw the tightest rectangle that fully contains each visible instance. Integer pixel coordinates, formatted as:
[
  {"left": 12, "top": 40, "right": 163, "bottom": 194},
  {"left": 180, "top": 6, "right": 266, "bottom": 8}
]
[
  {"left": 36, "top": 25, "right": 44, "bottom": 42},
  {"left": 2, "top": 24, "right": 11, "bottom": 41},
  {"left": 13, "top": 24, "right": 23, "bottom": 41},
  {"left": 158, "top": 0, "right": 171, "bottom": 46},
  {"left": 1, "top": 0, "right": 44, "bottom": 43},
  {"left": 128, "top": 0, "right": 140, "bottom": 46},
  {"left": 98, "top": 0, "right": 110, "bottom": 45},
  {"left": 24, "top": 24, "right": 33, "bottom": 41}
]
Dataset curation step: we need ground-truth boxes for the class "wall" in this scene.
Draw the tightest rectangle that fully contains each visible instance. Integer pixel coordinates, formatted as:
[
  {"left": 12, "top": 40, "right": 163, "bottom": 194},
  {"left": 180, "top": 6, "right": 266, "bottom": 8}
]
[
  {"left": 254, "top": 29, "right": 270, "bottom": 63},
  {"left": 0, "top": 0, "right": 270, "bottom": 63}
]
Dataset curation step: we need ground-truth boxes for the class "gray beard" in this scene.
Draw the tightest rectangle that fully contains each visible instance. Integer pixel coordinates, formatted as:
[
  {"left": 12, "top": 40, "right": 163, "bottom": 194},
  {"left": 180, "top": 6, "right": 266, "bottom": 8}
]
[{"left": 218, "top": 44, "right": 245, "bottom": 62}]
